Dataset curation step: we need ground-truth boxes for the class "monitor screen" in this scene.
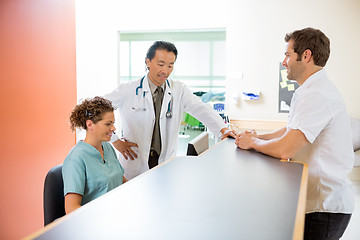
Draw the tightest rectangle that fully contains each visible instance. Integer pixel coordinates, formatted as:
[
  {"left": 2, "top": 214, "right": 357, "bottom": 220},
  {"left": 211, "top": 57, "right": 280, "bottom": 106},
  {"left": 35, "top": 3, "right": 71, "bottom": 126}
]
[{"left": 186, "top": 132, "right": 209, "bottom": 156}]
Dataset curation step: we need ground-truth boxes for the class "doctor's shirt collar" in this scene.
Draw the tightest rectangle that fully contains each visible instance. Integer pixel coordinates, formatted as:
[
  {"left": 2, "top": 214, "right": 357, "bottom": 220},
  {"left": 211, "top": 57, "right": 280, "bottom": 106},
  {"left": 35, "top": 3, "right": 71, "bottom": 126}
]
[{"left": 147, "top": 75, "right": 166, "bottom": 95}]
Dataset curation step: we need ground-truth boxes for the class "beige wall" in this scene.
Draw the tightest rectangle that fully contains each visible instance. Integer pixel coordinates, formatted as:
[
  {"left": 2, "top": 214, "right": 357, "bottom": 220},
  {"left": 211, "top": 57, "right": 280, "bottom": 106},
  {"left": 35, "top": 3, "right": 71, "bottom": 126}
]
[
  {"left": 226, "top": 0, "right": 360, "bottom": 121},
  {"left": 76, "top": 0, "right": 360, "bottom": 122}
]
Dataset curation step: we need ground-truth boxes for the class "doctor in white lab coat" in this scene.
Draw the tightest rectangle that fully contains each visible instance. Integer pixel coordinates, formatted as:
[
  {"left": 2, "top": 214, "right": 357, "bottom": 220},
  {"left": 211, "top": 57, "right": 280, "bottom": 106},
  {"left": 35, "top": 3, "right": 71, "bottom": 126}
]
[{"left": 104, "top": 41, "right": 236, "bottom": 180}]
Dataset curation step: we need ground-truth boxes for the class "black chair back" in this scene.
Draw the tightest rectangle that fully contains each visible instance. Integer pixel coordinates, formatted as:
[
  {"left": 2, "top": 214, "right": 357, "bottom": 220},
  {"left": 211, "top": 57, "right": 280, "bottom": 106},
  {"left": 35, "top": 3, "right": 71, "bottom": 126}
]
[{"left": 43, "top": 164, "right": 65, "bottom": 226}]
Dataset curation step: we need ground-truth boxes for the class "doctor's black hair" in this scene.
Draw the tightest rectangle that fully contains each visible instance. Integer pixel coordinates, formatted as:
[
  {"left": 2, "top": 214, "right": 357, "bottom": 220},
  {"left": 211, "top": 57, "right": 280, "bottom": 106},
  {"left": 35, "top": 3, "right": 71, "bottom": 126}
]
[
  {"left": 69, "top": 96, "right": 114, "bottom": 131},
  {"left": 145, "top": 41, "right": 178, "bottom": 63}
]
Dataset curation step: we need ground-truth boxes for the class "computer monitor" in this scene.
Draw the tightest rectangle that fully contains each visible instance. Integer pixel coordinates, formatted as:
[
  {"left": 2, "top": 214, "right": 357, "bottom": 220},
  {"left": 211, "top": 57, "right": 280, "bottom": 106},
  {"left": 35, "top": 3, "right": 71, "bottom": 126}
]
[{"left": 186, "top": 132, "right": 209, "bottom": 156}]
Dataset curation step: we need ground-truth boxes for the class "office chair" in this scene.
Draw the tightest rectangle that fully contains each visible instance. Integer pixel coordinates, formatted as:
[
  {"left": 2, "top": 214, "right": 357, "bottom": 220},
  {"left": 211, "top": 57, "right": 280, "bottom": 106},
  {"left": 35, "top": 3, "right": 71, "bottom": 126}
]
[{"left": 43, "top": 164, "right": 65, "bottom": 226}]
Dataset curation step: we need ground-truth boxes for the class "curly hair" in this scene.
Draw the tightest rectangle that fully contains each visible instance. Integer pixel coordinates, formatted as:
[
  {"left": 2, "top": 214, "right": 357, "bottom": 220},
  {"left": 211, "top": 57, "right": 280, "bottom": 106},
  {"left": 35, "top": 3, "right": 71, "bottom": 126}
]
[{"left": 69, "top": 96, "right": 114, "bottom": 131}]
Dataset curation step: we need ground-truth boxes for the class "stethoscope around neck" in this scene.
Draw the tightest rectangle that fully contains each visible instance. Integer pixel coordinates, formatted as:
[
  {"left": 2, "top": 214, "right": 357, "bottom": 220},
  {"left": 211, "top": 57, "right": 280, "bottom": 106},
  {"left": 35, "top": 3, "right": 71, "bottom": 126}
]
[{"left": 134, "top": 76, "right": 173, "bottom": 118}]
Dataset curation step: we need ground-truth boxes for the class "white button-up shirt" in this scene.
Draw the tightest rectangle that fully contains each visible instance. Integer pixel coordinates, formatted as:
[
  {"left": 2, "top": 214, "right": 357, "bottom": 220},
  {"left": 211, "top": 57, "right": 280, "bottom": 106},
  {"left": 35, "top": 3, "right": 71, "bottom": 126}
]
[{"left": 288, "top": 69, "right": 354, "bottom": 214}]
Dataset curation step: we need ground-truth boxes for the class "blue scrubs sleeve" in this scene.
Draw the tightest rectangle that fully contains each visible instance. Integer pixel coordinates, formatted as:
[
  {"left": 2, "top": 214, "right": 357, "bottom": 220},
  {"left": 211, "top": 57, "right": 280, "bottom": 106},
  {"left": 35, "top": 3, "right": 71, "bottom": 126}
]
[{"left": 62, "top": 151, "right": 86, "bottom": 197}]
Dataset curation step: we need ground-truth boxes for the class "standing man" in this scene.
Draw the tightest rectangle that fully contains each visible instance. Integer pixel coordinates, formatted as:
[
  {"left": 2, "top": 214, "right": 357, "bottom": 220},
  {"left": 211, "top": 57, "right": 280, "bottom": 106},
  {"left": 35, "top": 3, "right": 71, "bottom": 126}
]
[
  {"left": 235, "top": 28, "right": 354, "bottom": 239},
  {"left": 105, "top": 41, "right": 236, "bottom": 180}
]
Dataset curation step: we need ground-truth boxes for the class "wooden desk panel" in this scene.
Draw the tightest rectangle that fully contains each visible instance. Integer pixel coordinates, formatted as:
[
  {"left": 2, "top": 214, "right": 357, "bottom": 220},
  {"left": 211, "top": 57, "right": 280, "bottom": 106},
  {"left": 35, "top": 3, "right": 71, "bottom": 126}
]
[{"left": 27, "top": 139, "right": 307, "bottom": 240}]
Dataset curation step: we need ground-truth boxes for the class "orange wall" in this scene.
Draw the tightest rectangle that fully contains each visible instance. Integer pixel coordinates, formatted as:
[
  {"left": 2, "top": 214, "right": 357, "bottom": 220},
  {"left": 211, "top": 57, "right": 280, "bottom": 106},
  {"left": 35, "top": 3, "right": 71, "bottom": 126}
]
[{"left": 0, "top": 0, "right": 76, "bottom": 239}]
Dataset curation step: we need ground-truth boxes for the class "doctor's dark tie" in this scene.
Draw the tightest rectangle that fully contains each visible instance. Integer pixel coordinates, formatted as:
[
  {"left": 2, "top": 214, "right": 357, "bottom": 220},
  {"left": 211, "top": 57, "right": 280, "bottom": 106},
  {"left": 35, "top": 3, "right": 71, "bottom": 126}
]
[{"left": 149, "top": 86, "right": 164, "bottom": 168}]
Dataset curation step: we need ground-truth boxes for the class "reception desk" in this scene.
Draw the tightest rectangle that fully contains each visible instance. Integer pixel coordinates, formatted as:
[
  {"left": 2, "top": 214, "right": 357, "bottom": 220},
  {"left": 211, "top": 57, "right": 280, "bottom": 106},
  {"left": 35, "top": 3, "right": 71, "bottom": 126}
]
[{"left": 27, "top": 138, "right": 308, "bottom": 240}]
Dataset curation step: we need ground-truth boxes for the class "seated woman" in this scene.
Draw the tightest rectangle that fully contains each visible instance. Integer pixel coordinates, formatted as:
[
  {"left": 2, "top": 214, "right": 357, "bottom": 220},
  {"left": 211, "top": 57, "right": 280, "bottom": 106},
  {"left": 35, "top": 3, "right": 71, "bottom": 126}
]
[{"left": 63, "top": 96, "right": 126, "bottom": 214}]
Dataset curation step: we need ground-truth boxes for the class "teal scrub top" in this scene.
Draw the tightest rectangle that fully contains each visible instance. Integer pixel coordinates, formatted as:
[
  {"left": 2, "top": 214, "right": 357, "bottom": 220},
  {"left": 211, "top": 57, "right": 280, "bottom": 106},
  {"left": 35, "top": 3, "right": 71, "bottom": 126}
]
[{"left": 62, "top": 141, "right": 124, "bottom": 205}]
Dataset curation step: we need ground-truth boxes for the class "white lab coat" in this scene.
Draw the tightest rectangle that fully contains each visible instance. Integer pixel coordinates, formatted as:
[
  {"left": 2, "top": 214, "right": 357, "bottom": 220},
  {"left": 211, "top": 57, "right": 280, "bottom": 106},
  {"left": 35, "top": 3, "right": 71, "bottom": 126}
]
[{"left": 104, "top": 75, "right": 226, "bottom": 179}]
